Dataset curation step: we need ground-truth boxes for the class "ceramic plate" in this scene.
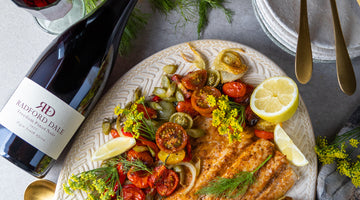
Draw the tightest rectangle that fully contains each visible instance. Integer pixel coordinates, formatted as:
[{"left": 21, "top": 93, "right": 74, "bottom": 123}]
[{"left": 54, "top": 40, "right": 317, "bottom": 199}]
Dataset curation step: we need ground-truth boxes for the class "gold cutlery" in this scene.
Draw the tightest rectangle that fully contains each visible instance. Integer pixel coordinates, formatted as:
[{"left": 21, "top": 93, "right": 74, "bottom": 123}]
[
  {"left": 329, "top": 0, "right": 356, "bottom": 95},
  {"left": 295, "top": 0, "right": 313, "bottom": 84},
  {"left": 24, "top": 180, "right": 56, "bottom": 200}
]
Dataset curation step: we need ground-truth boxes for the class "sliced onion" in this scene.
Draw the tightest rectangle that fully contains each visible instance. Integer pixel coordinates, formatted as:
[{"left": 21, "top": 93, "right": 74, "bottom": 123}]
[{"left": 169, "top": 162, "right": 197, "bottom": 194}]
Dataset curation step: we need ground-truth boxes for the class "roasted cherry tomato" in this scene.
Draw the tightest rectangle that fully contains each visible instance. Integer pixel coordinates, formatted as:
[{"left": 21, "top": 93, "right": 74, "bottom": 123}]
[
  {"left": 127, "top": 149, "right": 154, "bottom": 166},
  {"left": 233, "top": 82, "right": 254, "bottom": 105},
  {"left": 117, "top": 163, "right": 127, "bottom": 185},
  {"left": 122, "top": 184, "right": 146, "bottom": 200},
  {"left": 171, "top": 74, "right": 192, "bottom": 99},
  {"left": 148, "top": 165, "right": 168, "bottom": 188},
  {"left": 110, "top": 128, "right": 120, "bottom": 138},
  {"left": 156, "top": 168, "right": 179, "bottom": 196},
  {"left": 254, "top": 129, "right": 274, "bottom": 140},
  {"left": 191, "top": 86, "right": 221, "bottom": 117},
  {"left": 151, "top": 95, "right": 162, "bottom": 102},
  {"left": 245, "top": 105, "right": 259, "bottom": 126},
  {"left": 148, "top": 165, "right": 179, "bottom": 196},
  {"left": 181, "top": 70, "right": 207, "bottom": 90},
  {"left": 176, "top": 99, "right": 199, "bottom": 118},
  {"left": 182, "top": 142, "right": 192, "bottom": 162},
  {"left": 136, "top": 104, "right": 157, "bottom": 119},
  {"left": 222, "top": 81, "right": 247, "bottom": 98},
  {"left": 127, "top": 167, "right": 150, "bottom": 189},
  {"left": 158, "top": 149, "right": 186, "bottom": 165},
  {"left": 155, "top": 122, "right": 188, "bottom": 153}
]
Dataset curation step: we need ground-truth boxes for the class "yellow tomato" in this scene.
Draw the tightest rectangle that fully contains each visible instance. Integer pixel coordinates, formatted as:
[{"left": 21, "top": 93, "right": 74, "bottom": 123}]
[{"left": 158, "top": 150, "right": 186, "bottom": 165}]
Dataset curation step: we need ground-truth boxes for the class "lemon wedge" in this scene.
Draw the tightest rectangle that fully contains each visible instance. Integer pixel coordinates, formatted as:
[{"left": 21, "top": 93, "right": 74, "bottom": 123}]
[
  {"left": 92, "top": 136, "right": 136, "bottom": 161},
  {"left": 274, "top": 124, "right": 308, "bottom": 166},
  {"left": 250, "top": 76, "right": 299, "bottom": 123}
]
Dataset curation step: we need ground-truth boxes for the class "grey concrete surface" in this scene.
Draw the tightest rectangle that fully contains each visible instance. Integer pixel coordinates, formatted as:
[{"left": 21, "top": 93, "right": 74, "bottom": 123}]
[{"left": 0, "top": 0, "right": 359, "bottom": 199}]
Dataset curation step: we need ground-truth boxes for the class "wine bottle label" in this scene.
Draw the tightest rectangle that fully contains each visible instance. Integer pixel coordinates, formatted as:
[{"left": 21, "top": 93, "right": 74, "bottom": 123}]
[{"left": 0, "top": 78, "right": 85, "bottom": 159}]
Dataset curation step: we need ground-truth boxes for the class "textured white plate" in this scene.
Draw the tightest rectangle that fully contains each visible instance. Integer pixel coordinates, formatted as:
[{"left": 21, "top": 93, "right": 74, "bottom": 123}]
[
  {"left": 253, "top": 0, "right": 360, "bottom": 62},
  {"left": 54, "top": 40, "right": 317, "bottom": 200}
]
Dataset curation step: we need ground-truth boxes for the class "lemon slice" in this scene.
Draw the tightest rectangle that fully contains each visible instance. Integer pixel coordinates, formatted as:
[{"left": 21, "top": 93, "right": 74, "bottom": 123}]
[
  {"left": 92, "top": 136, "right": 136, "bottom": 161},
  {"left": 274, "top": 124, "right": 308, "bottom": 166},
  {"left": 250, "top": 76, "right": 299, "bottom": 123}
]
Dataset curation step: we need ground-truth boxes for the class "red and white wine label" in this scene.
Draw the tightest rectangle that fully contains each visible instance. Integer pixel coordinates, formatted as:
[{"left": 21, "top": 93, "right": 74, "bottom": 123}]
[{"left": 0, "top": 78, "right": 85, "bottom": 159}]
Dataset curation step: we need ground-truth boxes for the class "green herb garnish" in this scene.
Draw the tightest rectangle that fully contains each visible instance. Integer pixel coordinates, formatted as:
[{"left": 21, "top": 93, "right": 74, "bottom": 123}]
[
  {"left": 207, "top": 95, "right": 246, "bottom": 143},
  {"left": 63, "top": 166, "right": 120, "bottom": 200},
  {"left": 118, "top": 155, "right": 152, "bottom": 174},
  {"left": 315, "top": 127, "right": 360, "bottom": 187},
  {"left": 196, "top": 154, "right": 272, "bottom": 198},
  {"left": 114, "top": 96, "right": 156, "bottom": 140}
]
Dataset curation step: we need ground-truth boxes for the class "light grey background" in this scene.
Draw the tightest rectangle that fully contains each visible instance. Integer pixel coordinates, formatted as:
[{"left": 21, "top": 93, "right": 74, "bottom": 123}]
[{"left": 0, "top": 0, "right": 359, "bottom": 199}]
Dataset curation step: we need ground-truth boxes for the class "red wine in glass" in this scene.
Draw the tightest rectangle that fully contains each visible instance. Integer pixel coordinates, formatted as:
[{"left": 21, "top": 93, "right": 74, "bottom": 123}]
[
  {"left": 12, "top": 0, "right": 59, "bottom": 8},
  {"left": 11, "top": 0, "right": 85, "bottom": 34}
]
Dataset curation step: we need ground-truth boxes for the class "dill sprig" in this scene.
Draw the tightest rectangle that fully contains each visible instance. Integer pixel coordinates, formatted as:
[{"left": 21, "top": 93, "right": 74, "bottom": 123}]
[
  {"left": 118, "top": 155, "right": 152, "bottom": 174},
  {"left": 315, "top": 127, "right": 360, "bottom": 187},
  {"left": 114, "top": 97, "right": 156, "bottom": 140},
  {"left": 207, "top": 95, "right": 246, "bottom": 143},
  {"left": 63, "top": 166, "right": 120, "bottom": 200},
  {"left": 196, "top": 155, "right": 272, "bottom": 198}
]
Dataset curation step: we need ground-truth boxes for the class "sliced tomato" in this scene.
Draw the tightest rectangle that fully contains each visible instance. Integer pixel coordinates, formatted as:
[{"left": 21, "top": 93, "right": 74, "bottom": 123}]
[
  {"left": 136, "top": 104, "right": 157, "bottom": 119},
  {"left": 222, "top": 81, "right": 247, "bottom": 98},
  {"left": 151, "top": 95, "right": 162, "bottom": 102},
  {"left": 156, "top": 122, "right": 188, "bottom": 153},
  {"left": 127, "top": 167, "right": 150, "bottom": 189},
  {"left": 148, "top": 165, "right": 168, "bottom": 188},
  {"left": 117, "top": 163, "right": 127, "bottom": 185},
  {"left": 171, "top": 74, "right": 192, "bottom": 99},
  {"left": 176, "top": 99, "right": 199, "bottom": 118},
  {"left": 191, "top": 86, "right": 221, "bottom": 117},
  {"left": 156, "top": 168, "right": 179, "bottom": 196},
  {"left": 127, "top": 149, "right": 154, "bottom": 166},
  {"left": 110, "top": 128, "right": 120, "bottom": 138},
  {"left": 182, "top": 142, "right": 192, "bottom": 162},
  {"left": 148, "top": 165, "right": 179, "bottom": 196},
  {"left": 122, "top": 184, "right": 146, "bottom": 200},
  {"left": 254, "top": 129, "right": 274, "bottom": 140},
  {"left": 181, "top": 70, "right": 207, "bottom": 90}
]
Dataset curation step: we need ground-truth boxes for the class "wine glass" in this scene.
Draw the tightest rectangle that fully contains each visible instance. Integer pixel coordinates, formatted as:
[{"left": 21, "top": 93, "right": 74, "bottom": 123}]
[{"left": 11, "top": 0, "right": 85, "bottom": 35}]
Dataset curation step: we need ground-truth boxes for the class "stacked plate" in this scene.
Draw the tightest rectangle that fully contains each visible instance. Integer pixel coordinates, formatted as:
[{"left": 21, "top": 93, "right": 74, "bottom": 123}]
[{"left": 252, "top": 0, "right": 360, "bottom": 62}]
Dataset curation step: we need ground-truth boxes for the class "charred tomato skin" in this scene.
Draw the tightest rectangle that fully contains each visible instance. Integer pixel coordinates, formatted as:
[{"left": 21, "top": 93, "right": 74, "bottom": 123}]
[
  {"left": 127, "top": 167, "right": 150, "bottom": 189},
  {"left": 191, "top": 86, "right": 221, "bottom": 117},
  {"left": 127, "top": 149, "right": 154, "bottom": 166},
  {"left": 176, "top": 99, "right": 199, "bottom": 118},
  {"left": 122, "top": 184, "right": 146, "bottom": 200},
  {"left": 155, "top": 122, "right": 188, "bottom": 153},
  {"left": 181, "top": 70, "right": 207, "bottom": 90}
]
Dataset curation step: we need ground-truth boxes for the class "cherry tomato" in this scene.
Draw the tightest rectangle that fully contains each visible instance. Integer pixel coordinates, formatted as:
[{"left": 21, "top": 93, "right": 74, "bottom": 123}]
[
  {"left": 121, "top": 127, "right": 134, "bottom": 137},
  {"left": 138, "top": 139, "right": 159, "bottom": 158},
  {"left": 245, "top": 105, "right": 259, "bottom": 126},
  {"left": 127, "top": 149, "right": 154, "bottom": 166},
  {"left": 117, "top": 163, "right": 127, "bottom": 185},
  {"left": 222, "top": 81, "right": 247, "bottom": 98},
  {"left": 156, "top": 122, "right": 188, "bottom": 153},
  {"left": 176, "top": 99, "right": 199, "bottom": 118},
  {"left": 156, "top": 168, "right": 179, "bottom": 196},
  {"left": 191, "top": 86, "right": 221, "bottom": 117},
  {"left": 148, "top": 165, "right": 168, "bottom": 188},
  {"left": 127, "top": 167, "right": 150, "bottom": 189},
  {"left": 171, "top": 74, "right": 192, "bottom": 99},
  {"left": 233, "top": 83, "right": 254, "bottom": 105},
  {"left": 136, "top": 104, "right": 157, "bottom": 119},
  {"left": 110, "top": 128, "right": 120, "bottom": 138},
  {"left": 181, "top": 70, "right": 207, "bottom": 90},
  {"left": 122, "top": 184, "right": 146, "bottom": 200},
  {"left": 254, "top": 129, "right": 274, "bottom": 140},
  {"left": 151, "top": 95, "right": 162, "bottom": 102},
  {"left": 148, "top": 165, "right": 179, "bottom": 196},
  {"left": 182, "top": 142, "right": 192, "bottom": 162}
]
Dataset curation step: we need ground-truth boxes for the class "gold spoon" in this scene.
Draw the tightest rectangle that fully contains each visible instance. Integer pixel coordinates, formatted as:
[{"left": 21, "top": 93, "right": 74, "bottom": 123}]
[
  {"left": 24, "top": 180, "right": 56, "bottom": 200},
  {"left": 295, "top": 0, "right": 313, "bottom": 84},
  {"left": 329, "top": 0, "right": 356, "bottom": 95}
]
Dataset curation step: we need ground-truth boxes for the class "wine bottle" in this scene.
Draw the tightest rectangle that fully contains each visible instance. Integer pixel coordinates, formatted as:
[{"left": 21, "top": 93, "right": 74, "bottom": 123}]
[{"left": 0, "top": 0, "right": 137, "bottom": 177}]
